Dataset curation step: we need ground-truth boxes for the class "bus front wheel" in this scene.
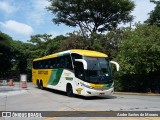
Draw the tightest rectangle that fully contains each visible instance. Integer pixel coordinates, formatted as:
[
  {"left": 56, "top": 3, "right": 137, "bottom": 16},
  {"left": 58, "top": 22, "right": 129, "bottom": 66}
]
[{"left": 66, "top": 84, "right": 74, "bottom": 97}]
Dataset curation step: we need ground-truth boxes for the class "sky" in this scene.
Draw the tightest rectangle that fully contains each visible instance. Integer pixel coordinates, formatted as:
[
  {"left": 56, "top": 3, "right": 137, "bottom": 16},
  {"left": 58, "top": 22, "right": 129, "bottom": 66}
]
[{"left": 0, "top": 0, "right": 156, "bottom": 42}]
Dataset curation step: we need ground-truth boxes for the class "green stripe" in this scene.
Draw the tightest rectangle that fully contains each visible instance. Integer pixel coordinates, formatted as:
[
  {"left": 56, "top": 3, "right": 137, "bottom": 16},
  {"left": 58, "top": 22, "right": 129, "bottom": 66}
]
[
  {"left": 48, "top": 68, "right": 63, "bottom": 85},
  {"left": 57, "top": 53, "right": 70, "bottom": 57},
  {"left": 104, "top": 83, "right": 112, "bottom": 87}
]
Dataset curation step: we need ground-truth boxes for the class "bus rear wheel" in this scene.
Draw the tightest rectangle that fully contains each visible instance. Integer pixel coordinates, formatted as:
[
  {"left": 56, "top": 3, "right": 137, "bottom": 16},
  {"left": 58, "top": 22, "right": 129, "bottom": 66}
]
[
  {"left": 66, "top": 84, "right": 74, "bottom": 97},
  {"left": 40, "top": 80, "right": 44, "bottom": 90},
  {"left": 37, "top": 80, "right": 41, "bottom": 89}
]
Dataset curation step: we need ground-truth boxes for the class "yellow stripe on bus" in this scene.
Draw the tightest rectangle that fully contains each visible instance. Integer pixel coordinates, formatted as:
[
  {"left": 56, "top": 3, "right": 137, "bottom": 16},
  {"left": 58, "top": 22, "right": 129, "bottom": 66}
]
[{"left": 90, "top": 83, "right": 104, "bottom": 88}]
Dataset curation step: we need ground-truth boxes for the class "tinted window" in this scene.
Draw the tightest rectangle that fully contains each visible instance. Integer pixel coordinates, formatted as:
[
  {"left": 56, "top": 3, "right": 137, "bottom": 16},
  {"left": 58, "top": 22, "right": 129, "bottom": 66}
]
[
  {"left": 33, "top": 55, "right": 73, "bottom": 70},
  {"left": 57, "top": 55, "right": 73, "bottom": 70},
  {"left": 65, "top": 55, "right": 73, "bottom": 70},
  {"left": 33, "top": 61, "right": 37, "bottom": 69}
]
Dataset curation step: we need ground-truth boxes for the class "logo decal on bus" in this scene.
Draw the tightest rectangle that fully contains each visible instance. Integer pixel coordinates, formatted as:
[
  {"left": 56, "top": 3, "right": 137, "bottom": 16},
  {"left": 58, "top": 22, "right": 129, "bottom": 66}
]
[
  {"left": 65, "top": 77, "right": 73, "bottom": 81},
  {"left": 64, "top": 72, "right": 71, "bottom": 76},
  {"left": 76, "top": 88, "right": 83, "bottom": 94},
  {"left": 38, "top": 70, "right": 48, "bottom": 75}
]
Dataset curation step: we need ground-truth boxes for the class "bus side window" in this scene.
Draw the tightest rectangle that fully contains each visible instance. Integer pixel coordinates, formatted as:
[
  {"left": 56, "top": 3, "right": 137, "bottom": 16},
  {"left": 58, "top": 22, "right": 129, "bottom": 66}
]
[
  {"left": 59, "top": 57, "right": 65, "bottom": 68},
  {"left": 49, "top": 59, "right": 53, "bottom": 69},
  {"left": 40, "top": 61, "right": 45, "bottom": 69},
  {"left": 65, "top": 55, "right": 73, "bottom": 70},
  {"left": 33, "top": 61, "right": 37, "bottom": 69},
  {"left": 50, "top": 58, "right": 56, "bottom": 69},
  {"left": 45, "top": 60, "right": 49, "bottom": 69},
  {"left": 48, "top": 59, "right": 51, "bottom": 69},
  {"left": 56, "top": 58, "right": 60, "bottom": 68},
  {"left": 37, "top": 61, "right": 41, "bottom": 69}
]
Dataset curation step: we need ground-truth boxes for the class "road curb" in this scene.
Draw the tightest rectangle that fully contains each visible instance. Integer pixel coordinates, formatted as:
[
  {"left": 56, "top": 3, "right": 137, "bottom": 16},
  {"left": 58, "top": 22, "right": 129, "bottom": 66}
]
[{"left": 113, "top": 92, "right": 160, "bottom": 96}]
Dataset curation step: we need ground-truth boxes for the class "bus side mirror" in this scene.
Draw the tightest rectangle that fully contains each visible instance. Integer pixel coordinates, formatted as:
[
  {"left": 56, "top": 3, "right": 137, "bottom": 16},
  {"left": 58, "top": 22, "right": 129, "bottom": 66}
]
[
  {"left": 75, "top": 59, "right": 87, "bottom": 70},
  {"left": 110, "top": 61, "right": 120, "bottom": 71}
]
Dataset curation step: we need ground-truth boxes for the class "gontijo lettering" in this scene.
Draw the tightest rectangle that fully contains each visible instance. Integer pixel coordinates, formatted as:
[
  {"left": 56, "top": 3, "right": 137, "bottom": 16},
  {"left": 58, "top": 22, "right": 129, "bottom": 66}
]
[{"left": 38, "top": 70, "right": 48, "bottom": 75}]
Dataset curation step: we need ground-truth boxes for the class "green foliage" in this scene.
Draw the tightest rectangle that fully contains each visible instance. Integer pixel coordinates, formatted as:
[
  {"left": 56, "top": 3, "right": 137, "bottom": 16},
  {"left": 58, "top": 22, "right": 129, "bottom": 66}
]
[
  {"left": 60, "top": 32, "right": 89, "bottom": 51},
  {"left": 145, "top": 0, "right": 160, "bottom": 26},
  {"left": 11, "top": 41, "right": 30, "bottom": 74},
  {"left": 45, "top": 35, "right": 67, "bottom": 54},
  {"left": 0, "top": 32, "right": 13, "bottom": 77},
  {"left": 58, "top": 30, "right": 124, "bottom": 59},
  {"left": 28, "top": 34, "right": 53, "bottom": 57},
  {"left": 0, "top": 32, "right": 34, "bottom": 79},
  {"left": 47, "top": 0, "right": 135, "bottom": 35},
  {"left": 88, "top": 29, "right": 124, "bottom": 58},
  {"left": 115, "top": 24, "right": 160, "bottom": 92},
  {"left": 29, "top": 34, "right": 52, "bottom": 44}
]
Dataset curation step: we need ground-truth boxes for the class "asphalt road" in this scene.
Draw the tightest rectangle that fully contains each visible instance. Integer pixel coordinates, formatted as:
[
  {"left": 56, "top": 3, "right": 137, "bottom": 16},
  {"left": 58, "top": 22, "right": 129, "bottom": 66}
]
[{"left": 0, "top": 82, "right": 160, "bottom": 120}]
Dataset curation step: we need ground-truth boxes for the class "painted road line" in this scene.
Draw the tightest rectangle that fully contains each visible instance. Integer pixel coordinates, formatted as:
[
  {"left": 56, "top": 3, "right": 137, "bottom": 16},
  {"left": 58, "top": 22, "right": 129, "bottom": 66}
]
[{"left": 44, "top": 117, "right": 55, "bottom": 120}]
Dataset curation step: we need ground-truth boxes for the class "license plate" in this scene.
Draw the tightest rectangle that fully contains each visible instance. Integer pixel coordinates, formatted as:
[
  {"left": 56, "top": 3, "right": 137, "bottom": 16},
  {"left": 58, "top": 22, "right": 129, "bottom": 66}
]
[{"left": 99, "top": 93, "right": 105, "bottom": 95}]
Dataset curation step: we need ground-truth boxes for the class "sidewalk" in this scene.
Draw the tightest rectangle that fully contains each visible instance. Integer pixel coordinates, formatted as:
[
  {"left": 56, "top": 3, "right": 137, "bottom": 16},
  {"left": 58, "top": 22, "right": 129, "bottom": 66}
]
[{"left": 0, "top": 82, "right": 31, "bottom": 97}]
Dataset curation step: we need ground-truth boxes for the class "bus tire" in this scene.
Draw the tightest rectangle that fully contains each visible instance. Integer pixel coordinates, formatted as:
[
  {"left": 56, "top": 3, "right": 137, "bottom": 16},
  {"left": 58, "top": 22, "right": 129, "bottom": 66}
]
[
  {"left": 37, "top": 80, "right": 41, "bottom": 89},
  {"left": 40, "top": 80, "right": 44, "bottom": 90},
  {"left": 66, "top": 84, "right": 74, "bottom": 97}
]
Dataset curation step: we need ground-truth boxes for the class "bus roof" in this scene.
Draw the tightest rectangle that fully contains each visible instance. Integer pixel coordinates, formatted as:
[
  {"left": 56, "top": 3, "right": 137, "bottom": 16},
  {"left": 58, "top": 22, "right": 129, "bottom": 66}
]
[
  {"left": 70, "top": 49, "right": 107, "bottom": 57},
  {"left": 33, "top": 49, "right": 108, "bottom": 61}
]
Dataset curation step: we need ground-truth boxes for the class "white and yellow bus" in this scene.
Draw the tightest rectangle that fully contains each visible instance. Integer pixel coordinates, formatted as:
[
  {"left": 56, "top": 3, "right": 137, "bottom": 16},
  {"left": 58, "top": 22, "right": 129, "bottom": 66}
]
[{"left": 32, "top": 49, "right": 119, "bottom": 97}]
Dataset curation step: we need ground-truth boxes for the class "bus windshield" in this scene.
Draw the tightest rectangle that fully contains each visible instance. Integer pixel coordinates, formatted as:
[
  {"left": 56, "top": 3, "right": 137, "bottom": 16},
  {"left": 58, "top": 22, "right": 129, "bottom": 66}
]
[{"left": 83, "top": 56, "right": 112, "bottom": 84}]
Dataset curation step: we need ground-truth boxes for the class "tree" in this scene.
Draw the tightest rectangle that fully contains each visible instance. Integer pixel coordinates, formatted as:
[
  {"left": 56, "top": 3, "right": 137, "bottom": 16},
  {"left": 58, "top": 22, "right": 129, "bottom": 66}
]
[
  {"left": 29, "top": 34, "right": 52, "bottom": 45},
  {"left": 28, "top": 34, "right": 54, "bottom": 57},
  {"left": 0, "top": 32, "right": 13, "bottom": 78},
  {"left": 60, "top": 32, "right": 89, "bottom": 50},
  {"left": 146, "top": 0, "right": 160, "bottom": 26},
  {"left": 115, "top": 24, "right": 160, "bottom": 92},
  {"left": 47, "top": 0, "right": 135, "bottom": 35},
  {"left": 45, "top": 35, "right": 67, "bottom": 54},
  {"left": 11, "top": 41, "right": 28, "bottom": 74},
  {"left": 28, "top": 34, "right": 68, "bottom": 57}
]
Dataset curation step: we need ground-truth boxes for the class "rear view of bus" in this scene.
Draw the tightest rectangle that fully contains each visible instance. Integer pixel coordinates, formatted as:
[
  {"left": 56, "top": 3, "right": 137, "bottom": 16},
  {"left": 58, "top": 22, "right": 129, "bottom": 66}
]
[{"left": 32, "top": 49, "right": 119, "bottom": 97}]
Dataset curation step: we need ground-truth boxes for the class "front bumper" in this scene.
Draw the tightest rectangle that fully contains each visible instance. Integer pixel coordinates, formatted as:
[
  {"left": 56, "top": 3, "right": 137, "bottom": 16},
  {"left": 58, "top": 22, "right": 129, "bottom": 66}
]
[{"left": 83, "top": 86, "right": 114, "bottom": 96}]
